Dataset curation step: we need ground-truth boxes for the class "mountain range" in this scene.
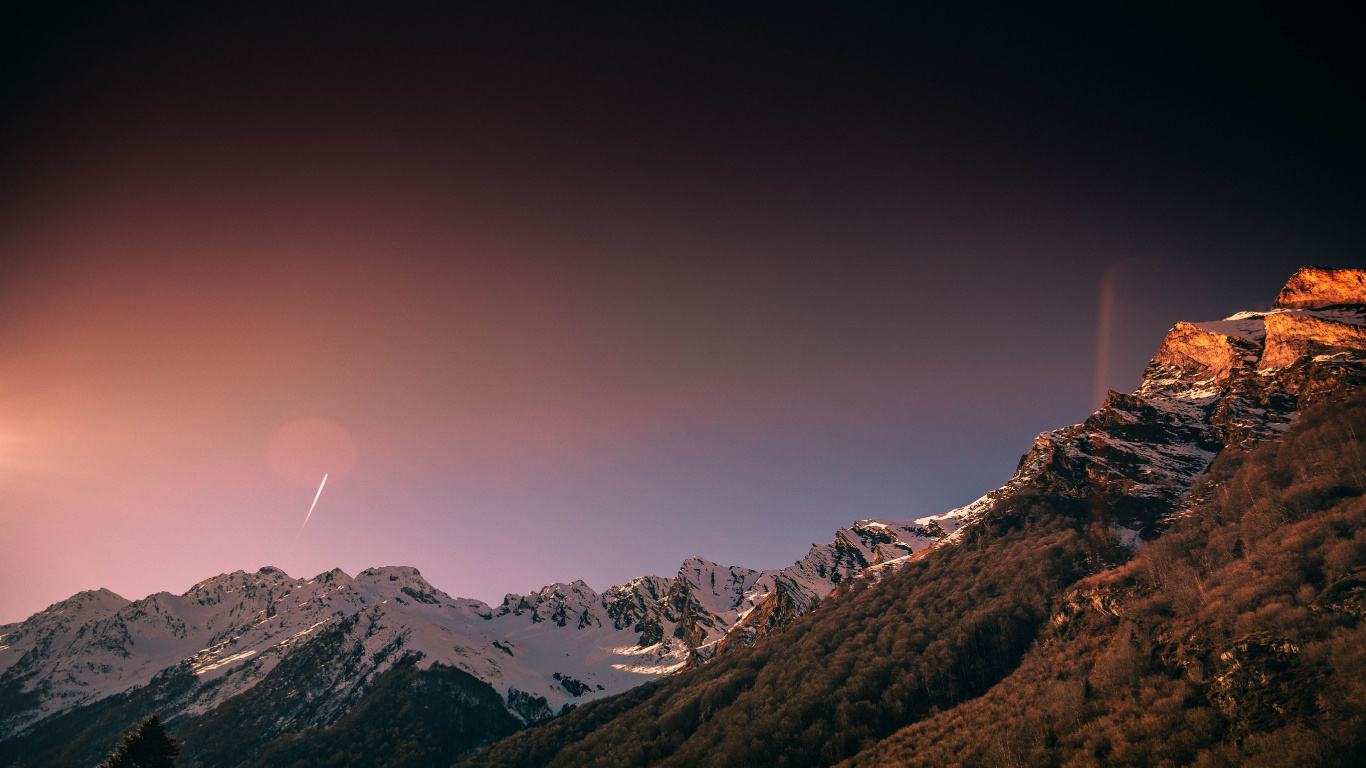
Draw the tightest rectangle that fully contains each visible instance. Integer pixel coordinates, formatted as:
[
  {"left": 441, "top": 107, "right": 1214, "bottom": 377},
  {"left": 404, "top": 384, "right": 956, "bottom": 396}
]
[{"left": 4, "top": 265, "right": 1366, "bottom": 767}]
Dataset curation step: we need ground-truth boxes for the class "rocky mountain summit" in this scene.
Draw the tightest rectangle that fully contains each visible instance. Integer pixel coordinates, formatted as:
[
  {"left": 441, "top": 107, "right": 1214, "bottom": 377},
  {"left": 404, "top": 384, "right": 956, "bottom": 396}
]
[
  {"left": 4, "top": 266, "right": 1365, "bottom": 766},
  {"left": 1275, "top": 265, "right": 1366, "bottom": 309},
  {"left": 932, "top": 265, "right": 1366, "bottom": 541}
]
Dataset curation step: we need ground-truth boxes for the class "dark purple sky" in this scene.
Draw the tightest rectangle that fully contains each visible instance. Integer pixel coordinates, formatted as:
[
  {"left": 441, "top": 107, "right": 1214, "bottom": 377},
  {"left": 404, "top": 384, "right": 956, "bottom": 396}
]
[{"left": 1, "top": 2, "right": 1362, "bottom": 623}]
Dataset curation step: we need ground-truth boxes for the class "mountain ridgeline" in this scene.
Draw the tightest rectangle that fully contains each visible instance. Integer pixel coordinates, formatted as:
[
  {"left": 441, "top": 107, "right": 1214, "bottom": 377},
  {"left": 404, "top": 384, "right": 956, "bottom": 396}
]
[
  {"left": 455, "top": 266, "right": 1366, "bottom": 768},
  {"left": 4, "top": 266, "right": 1366, "bottom": 767}
]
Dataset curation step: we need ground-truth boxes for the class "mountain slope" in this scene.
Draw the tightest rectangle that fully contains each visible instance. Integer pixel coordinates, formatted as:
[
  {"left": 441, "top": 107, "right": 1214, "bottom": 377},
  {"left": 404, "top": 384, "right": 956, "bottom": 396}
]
[
  {"left": 454, "top": 266, "right": 1366, "bottom": 767},
  {"left": 841, "top": 390, "right": 1366, "bottom": 767},
  {"left": 223, "top": 659, "right": 523, "bottom": 768},
  {"left": 458, "top": 502, "right": 1098, "bottom": 768}
]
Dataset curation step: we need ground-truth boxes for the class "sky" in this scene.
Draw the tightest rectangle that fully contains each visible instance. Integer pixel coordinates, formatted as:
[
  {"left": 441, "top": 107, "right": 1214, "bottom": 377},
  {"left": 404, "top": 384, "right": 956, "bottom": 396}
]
[{"left": 1, "top": 2, "right": 1363, "bottom": 623}]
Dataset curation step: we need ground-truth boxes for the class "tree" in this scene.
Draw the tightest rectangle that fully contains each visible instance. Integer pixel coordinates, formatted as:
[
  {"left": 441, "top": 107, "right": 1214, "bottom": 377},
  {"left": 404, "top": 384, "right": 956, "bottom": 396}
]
[{"left": 100, "top": 713, "right": 180, "bottom": 768}]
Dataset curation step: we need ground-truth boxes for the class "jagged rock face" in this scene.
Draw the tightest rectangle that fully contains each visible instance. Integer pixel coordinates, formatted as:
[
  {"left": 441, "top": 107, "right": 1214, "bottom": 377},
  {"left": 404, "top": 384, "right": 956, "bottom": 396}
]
[
  {"left": 1260, "top": 312, "right": 1366, "bottom": 370},
  {"left": 494, "top": 581, "right": 601, "bottom": 628},
  {"left": 1150, "top": 322, "right": 1258, "bottom": 381},
  {"left": 1273, "top": 266, "right": 1366, "bottom": 310},
  {"left": 661, "top": 564, "right": 737, "bottom": 650},
  {"left": 601, "top": 576, "right": 669, "bottom": 632},
  {"left": 712, "top": 575, "right": 813, "bottom": 657}
]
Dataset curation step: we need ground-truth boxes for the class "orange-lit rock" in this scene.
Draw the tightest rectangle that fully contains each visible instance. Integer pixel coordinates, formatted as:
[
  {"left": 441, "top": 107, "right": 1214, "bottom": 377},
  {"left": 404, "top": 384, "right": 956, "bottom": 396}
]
[
  {"left": 1260, "top": 313, "right": 1366, "bottom": 369},
  {"left": 1149, "top": 322, "right": 1251, "bottom": 380},
  {"left": 713, "top": 580, "right": 809, "bottom": 658},
  {"left": 1273, "top": 266, "right": 1366, "bottom": 310}
]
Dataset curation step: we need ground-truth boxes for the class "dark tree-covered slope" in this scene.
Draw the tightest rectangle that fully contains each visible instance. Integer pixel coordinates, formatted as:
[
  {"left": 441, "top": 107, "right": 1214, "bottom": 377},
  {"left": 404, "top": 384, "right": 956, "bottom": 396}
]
[
  {"left": 172, "top": 610, "right": 409, "bottom": 767},
  {"left": 0, "top": 614, "right": 519, "bottom": 768},
  {"left": 840, "top": 391, "right": 1366, "bottom": 767},
  {"left": 173, "top": 619, "right": 521, "bottom": 768},
  {"left": 0, "top": 667, "right": 201, "bottom": 768},
  {"left": 238, "top": 659, "right": 522, "bottom": 768}
]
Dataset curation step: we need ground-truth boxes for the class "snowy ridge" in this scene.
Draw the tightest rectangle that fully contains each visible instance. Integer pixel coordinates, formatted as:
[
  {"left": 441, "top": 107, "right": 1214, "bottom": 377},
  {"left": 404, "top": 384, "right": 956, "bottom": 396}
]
[{"left": 0, "top": 519, "right": 942, "bottom": 739}]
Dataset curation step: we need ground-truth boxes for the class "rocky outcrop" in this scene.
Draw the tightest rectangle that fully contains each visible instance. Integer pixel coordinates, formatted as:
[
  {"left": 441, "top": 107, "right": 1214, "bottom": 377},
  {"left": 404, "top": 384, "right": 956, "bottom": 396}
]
[
  {"left": 1050, "top": 581, "right": 1319, "bottom": 740},
  {"left": 601, "top": 576, "right": 668, "bottom": 633},
  {"left": 1313, "top": 568, "right": 1366, "bottom": 618},
  {"left": 493, "top": 580, "right": 601, "bottom": 628},
  {"left": 1150, "top": 322, "right": 1258, "bottom": 381},
  {"left": 1273, "top": 266, "right": 1366, "bottom": 310},
  {"left": 662, "top": 578, "right": 721, "bottom": 650},
  {"left": 712, "top": 575, "right": 815, "bottom": 656},
  {"left": 1260, "top": 312, "right": 1366, "bottom": 370}
]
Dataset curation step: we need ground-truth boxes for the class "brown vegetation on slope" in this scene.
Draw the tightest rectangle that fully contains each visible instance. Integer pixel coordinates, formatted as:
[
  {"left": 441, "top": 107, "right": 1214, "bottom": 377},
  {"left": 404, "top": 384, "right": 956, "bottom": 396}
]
[{"left": 842, "top": 391, "right": 1366, "bottom": 768}]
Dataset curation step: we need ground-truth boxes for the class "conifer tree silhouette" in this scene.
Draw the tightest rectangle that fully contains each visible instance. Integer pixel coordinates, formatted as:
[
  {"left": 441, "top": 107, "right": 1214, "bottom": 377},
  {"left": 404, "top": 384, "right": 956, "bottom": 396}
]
[{"left": 100, "top": 713, "right": 179, "bottom": 768}]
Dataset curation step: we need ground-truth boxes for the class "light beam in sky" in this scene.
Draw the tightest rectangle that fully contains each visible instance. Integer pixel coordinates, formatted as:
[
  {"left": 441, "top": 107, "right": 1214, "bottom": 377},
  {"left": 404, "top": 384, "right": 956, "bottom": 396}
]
[
  {"left": 298, "top": 473, "right": 328, "bottom": 539},
  {"left": 1093, "top": 266, "right": 1119, "bottom": 410}
]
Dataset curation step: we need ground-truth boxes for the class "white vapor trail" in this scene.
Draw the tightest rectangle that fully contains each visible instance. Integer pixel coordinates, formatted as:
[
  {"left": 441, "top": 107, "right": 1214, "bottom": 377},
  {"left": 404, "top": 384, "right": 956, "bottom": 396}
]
[{"left": 298, "top": 473, "right": 328, "bottom": 538}]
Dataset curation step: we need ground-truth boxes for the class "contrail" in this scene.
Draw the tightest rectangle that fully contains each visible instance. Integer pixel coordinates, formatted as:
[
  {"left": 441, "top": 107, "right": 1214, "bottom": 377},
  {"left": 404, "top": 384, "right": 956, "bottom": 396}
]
[{"left": 298, "top": 473, "right": 328, "bottom": 539}]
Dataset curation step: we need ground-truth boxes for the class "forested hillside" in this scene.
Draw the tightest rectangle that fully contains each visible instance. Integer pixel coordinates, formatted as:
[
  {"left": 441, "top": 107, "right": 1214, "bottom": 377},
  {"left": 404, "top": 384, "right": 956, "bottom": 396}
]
[
  {"left": 457, "top": 391, "right": 1366, "bottom": 768},
  {"left": 235, "top": 660, "right": 521, "bottom": 768},
  {"left": 842, "top": 391, "right": 1366, "bottom": 768}
]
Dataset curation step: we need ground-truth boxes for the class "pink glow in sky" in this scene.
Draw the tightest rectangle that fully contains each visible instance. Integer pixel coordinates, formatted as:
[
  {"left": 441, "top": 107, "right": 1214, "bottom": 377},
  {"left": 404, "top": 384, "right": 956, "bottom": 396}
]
[{"left": 2, "top": 3, "right": 1356, "bottom": 623}]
